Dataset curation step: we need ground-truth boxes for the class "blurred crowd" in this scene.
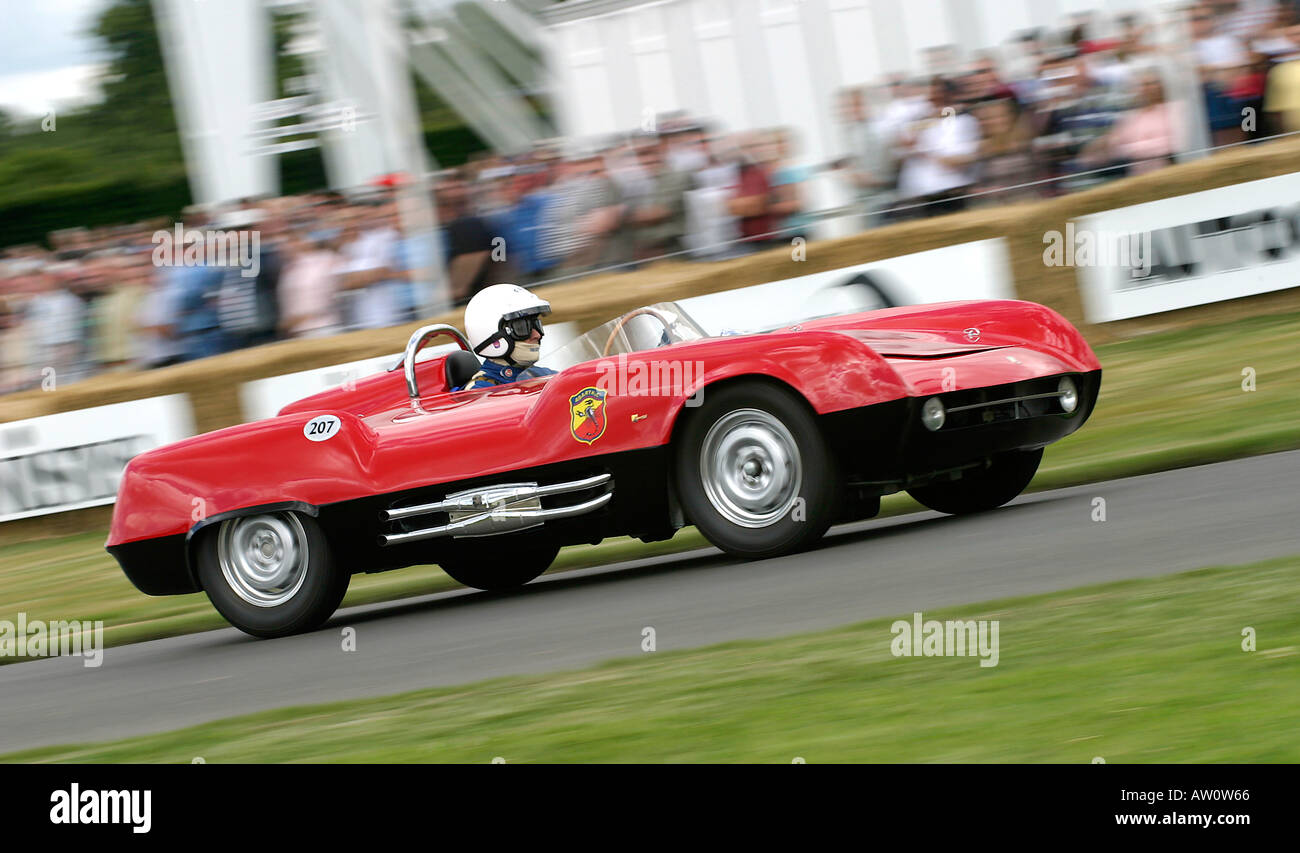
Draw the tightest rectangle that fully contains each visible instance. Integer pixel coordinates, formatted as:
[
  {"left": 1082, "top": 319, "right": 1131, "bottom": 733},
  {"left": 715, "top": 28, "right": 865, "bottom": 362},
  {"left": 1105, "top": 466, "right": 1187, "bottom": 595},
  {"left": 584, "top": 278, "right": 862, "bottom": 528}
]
[{"left": 5, "top": 0, "right": 1300, "bottom": 394}]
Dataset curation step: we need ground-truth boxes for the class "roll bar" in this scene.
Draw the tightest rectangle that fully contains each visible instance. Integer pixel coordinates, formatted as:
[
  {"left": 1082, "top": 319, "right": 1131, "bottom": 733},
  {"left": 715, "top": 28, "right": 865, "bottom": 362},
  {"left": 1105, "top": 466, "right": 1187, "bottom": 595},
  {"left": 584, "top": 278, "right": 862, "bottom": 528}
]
[{"left": 400, "top": 324, "right": 473, "bottom": 401}]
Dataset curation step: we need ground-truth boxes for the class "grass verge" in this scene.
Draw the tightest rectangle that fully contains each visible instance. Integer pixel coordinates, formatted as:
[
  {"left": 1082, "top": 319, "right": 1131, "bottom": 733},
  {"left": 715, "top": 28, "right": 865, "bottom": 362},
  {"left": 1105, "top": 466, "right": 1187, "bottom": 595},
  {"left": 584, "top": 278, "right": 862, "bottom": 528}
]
[{"left": 6, "top": 553, "right": 1297, "bottom": 763}]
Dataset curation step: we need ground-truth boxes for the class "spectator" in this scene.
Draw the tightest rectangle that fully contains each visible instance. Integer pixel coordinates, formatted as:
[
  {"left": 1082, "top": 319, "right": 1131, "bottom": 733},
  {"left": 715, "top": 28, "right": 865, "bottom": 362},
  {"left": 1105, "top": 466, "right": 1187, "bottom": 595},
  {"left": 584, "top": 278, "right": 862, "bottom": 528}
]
[
  {"left": 544, "top": 150, "right": 626, "bottom": 274},
  {"left": 1193, "top": 3, "right": 1252, "bottom": 146},
  {"left": 768, "top": 128, "right": 813, "bottom": 241},
  {"left": 607, "top": 139, "right": 655, "bottom": 219},
  {"left": 437, "top": 175, "right": 496, "bottom": 304},
  {"left": 973, "top": 97, "right": 1040, "bottom": 203},
  {"left": 278, "top": 231, "right": 341, "bottom": 338},
  {"left": 1006, "top": 29, "right": 1050, "bottom": 101},
  {"left": 135, "top": 265, "right": 183, "bottom": 369},
  {"left": 836, "top": 85, "right": 897, "bottom": 229},
  {"left": 169, "top": 260, "right": 225, "bottom": 362},
  {"left": 0, "top": 293, "right": 23, "bottom": 393},
  {"left": 1228, "top": 51, "right": 1271, "bottom": 139},
  {"left": 151, "top": 209, "right": 228, "bottom": 362},
  {"left": 1252, "top": 5, "right": 1299, "bottom": 57},
  {"left": 24, "top": 268, "right": 84, "bottom": 383},
  {"left": 1221, "top": 0, "right": 1280, "bottom": 42},
  {"left": 896, "top": 78, "right": 981, "bottom": 216},
  {"left": 391, "top": 208, "right": 437, "bottom": 319},
  {"left": 664, "top": 124, "right": 710, "bottom": 174},
  {"left": 94, "top": 254, "right": 148, "bottom": 370},
  {"left": 217, "top": 208, "right": 282, "bottom": 349},
  {"left": 493, "top": 164, "right": 560, "bottom": 284},
  {"left": 68, "top": 258, "right": 110, "bottom": 376},
  {"left": 1265, "top": 24, "right": 1300, "bottom": 130},
  {"left": 336, "top": 202, "right": 404, "bottom": 329},
  {"left": 1085, "top": 15, "right": 1160, "bottom": 93},
  {"left": 1084, "top": 72, "right": 1185, "bottom": 174},
  {"left": 585, "top": 150, "right": 632, "bottom": 269},
  {"left": 729, "top": 132, "right": 778, "bottom": 247},
  {"left": 965, "top": 53, "right": 1020, "bottom": 103},
  {"left": 1032, "top": 50, "right": 1130, "bottom": 192},
  {"left": 875, "top": 76, "right": 932, "bottom": 151},
  {"left": 630, "top": 136, "right": 690, "bottom": 260},
  {"left": 682, "top": 134, "right": 742, "bottom": 260}
]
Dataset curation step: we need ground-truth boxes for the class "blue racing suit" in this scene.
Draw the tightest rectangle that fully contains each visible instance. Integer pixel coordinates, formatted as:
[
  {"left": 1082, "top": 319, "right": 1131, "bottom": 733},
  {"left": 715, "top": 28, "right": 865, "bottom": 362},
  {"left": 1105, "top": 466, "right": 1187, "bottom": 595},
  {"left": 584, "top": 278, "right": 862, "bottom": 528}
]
[{"left": 455, "top": 358, "right": 555, "bottom": 391}]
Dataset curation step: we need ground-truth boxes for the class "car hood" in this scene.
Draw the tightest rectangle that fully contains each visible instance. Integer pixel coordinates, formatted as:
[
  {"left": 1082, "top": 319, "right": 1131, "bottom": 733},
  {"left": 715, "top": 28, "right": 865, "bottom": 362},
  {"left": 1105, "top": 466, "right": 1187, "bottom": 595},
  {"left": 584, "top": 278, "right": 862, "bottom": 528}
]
[{"left": 835, "top": 329, "right": 1008, "bottom": 358}]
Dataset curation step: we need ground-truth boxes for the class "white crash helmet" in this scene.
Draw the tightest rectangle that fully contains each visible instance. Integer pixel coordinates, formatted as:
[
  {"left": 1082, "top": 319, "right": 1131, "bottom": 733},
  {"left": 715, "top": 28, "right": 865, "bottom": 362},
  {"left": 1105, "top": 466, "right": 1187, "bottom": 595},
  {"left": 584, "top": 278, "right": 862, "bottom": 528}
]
[{"left": 464, "top": 283, "right": 552, "bottom": 362}]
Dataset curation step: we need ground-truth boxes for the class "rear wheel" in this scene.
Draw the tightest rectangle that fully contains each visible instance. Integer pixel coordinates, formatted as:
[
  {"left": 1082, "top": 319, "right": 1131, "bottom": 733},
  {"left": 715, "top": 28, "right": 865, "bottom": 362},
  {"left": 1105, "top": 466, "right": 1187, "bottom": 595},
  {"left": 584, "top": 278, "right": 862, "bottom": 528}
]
[
  {"left": 438, "top": 537, "right": 560, "bottom": 591},
  {"left": 197, "top": 511, "right": 349, "bottom": 639},
  {"left": 907, "top": 448, "right": 1043, "bottom": 515},
  {"left": 676, "top": 382, "right": 838, "bottom": 559}
]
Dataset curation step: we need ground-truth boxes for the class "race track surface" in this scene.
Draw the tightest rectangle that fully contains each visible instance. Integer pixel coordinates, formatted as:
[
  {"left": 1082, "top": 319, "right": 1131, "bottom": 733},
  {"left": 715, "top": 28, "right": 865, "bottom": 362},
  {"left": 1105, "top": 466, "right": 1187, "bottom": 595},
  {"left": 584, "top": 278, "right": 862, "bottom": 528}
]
[{"left": 1, "top": 451, "right": 1296, "bottom": 755}]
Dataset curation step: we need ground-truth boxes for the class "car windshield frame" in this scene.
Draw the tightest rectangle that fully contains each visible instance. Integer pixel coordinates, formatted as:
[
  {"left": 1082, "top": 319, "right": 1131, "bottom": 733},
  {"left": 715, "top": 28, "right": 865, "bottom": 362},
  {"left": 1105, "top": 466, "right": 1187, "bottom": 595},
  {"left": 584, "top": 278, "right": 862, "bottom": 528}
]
[{"left": 539, "top": 302, "right": 711, "bottom": 372}]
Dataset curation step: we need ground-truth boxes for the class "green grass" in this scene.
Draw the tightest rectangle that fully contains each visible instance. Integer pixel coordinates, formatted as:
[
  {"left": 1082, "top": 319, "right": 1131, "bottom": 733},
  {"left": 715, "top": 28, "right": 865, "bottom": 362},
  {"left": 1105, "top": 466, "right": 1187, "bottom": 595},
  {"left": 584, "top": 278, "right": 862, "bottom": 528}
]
[
  {"left": 1032, "top": 311, "right": 1300, "bottom": 488},
  {"left": 7, "top": 554, "right": 1298, "bottom": 763},
  {"left": 2, "top": 311, "right": 1298, "bottom": 654}
]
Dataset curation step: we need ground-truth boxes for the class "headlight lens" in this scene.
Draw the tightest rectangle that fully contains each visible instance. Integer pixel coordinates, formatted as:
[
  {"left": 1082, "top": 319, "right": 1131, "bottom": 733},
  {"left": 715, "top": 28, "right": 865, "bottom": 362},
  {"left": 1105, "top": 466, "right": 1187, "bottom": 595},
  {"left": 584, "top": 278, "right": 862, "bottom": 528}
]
[
  {"left": 1058, "top": 376, "right": 1079, "bottom": 414},
  {"left": 921, "top": 397, "right": 946, "bottom": 431}
]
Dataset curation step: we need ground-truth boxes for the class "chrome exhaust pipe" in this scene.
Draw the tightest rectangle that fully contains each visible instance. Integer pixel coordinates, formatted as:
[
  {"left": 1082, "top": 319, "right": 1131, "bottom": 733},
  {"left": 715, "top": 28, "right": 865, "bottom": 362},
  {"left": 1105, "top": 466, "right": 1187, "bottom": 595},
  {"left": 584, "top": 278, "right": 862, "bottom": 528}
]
[{"left": 379, "top": 473, "right": 613, "bottom": 545}]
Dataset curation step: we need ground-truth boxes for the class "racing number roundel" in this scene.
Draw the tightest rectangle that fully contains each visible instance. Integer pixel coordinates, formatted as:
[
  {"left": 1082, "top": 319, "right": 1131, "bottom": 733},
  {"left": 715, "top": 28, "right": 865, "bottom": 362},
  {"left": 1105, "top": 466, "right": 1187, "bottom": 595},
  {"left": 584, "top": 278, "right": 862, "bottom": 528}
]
[
  {"left": 303, "top": 414, "right": 340, "bottom": 442},
  {"left": 570, "top": 387, "right": 607, "bottom": 445}
]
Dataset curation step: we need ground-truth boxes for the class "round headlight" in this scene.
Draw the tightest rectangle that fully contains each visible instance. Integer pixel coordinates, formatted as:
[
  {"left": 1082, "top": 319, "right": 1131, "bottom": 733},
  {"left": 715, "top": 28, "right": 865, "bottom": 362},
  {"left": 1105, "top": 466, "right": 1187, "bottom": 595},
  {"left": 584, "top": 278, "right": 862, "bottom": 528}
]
[
  {"left": 1058, "top": 376, "right": 1079, "bottom": 414},
  {"left": 921, "top": 397, "right": 946, "bottom": 432}
]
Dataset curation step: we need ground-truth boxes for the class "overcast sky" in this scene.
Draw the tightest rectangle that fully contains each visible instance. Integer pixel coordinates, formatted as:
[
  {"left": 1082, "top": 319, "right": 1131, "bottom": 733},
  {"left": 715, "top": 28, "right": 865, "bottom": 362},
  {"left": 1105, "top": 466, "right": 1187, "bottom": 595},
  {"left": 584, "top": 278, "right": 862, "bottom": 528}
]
[{"left": 0, "top": 0, "right": 111, "bottom": 117}]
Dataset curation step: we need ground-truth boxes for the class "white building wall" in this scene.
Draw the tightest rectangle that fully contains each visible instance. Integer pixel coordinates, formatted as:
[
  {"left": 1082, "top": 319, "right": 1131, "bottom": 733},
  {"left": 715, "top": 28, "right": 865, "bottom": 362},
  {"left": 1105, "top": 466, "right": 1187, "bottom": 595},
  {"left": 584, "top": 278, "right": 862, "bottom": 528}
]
[
  {"left": 827, "top": 0, "right": 884, "bottom": 88},
  {"left": 975, "top": 0, "right": 1035, "bottom": 52},
  {"left": 693, "top": 2, "right": 751, "bottom": 134},
  {"left": 629, "top": 5, "right": 681, "bottom": 126},
  {"left": 899, "top": 0, "right": 954, "bottom": 61},
  {"left": 757, "top": 1, "right": 828, "bottom": 162}
]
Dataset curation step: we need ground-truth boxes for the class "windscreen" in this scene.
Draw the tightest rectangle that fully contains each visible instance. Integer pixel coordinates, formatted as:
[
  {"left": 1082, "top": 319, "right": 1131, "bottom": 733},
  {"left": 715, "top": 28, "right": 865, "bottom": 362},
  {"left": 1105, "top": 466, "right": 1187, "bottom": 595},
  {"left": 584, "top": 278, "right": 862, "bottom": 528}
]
[{"left": 540, "top": 302, "right": 709, "bottom": 371}]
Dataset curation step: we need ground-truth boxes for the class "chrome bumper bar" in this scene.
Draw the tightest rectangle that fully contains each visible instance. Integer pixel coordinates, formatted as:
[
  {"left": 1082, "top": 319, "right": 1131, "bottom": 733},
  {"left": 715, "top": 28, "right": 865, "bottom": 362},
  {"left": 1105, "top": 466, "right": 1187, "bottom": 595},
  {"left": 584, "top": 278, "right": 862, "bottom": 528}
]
[{"left": 944, "top": 391, "right": 1064, "bottom": 414}]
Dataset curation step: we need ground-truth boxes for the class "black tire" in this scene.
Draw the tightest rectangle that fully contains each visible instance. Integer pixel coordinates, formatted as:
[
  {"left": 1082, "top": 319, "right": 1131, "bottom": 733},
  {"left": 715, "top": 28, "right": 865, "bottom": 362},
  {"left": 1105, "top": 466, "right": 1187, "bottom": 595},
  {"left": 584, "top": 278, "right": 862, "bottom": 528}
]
[
  {"left": 197, "top": 511, "right": 349, "bottom": 639},
  {"left": 675, "top": 382, "right": 839, "bottom": 559},
  {"left": 438, "top": 537, "right": 560, "bottom": 591},
  {"left": 907, "top": 448, "right": 1043, "bottom": 515}
]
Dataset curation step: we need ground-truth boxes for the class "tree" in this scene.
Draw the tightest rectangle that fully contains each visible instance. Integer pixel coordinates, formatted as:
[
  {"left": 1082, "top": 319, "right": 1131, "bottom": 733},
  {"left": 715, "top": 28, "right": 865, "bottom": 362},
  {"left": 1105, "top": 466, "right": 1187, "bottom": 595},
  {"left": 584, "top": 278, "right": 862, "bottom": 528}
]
[
  {"left": 0, "top": 109, "right": 14, "bottom": 156},
  {"left": 82, "top": 0, "right": 183, "bottom": 160}
]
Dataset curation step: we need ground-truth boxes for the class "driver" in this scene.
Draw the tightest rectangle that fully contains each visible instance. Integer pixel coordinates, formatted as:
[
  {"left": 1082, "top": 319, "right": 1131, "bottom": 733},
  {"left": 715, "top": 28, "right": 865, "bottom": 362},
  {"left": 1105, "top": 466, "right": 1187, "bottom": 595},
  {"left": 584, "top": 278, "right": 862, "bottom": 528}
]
[{"left": 456, "top": 283, "right": 557, "bottom": 390}]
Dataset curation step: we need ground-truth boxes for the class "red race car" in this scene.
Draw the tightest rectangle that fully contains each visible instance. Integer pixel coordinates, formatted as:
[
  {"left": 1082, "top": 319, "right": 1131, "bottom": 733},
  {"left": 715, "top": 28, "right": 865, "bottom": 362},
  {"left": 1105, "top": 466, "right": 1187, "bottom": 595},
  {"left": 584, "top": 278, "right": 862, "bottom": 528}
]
[{"left": 106, "top": 300, "right": 1101, "bottom": 637}]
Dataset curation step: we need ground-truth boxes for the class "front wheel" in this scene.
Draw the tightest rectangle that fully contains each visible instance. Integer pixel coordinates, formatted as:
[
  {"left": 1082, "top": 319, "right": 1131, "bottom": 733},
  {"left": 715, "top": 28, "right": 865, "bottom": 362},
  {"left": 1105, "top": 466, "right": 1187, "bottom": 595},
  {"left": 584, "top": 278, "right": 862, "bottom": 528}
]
[
  {"left": 906, "top": 448, "right": 1043, "bottom": 515},
  {"left": 438, "top": 537, "right": 560, "bottom": 591},
  {"left": 197, "top": 511, "right": 350, "bottom": 639},
  {"left": 676, "top": 382, "right": 839, "bottom": 559}
]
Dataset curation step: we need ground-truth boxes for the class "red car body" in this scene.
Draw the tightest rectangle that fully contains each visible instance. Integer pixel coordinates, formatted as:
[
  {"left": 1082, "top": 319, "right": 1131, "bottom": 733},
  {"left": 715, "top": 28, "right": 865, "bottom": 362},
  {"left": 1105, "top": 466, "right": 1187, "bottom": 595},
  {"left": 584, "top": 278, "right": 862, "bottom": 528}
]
[{"left": 107, "top": 299, "right": 1101, "bottom": 607}]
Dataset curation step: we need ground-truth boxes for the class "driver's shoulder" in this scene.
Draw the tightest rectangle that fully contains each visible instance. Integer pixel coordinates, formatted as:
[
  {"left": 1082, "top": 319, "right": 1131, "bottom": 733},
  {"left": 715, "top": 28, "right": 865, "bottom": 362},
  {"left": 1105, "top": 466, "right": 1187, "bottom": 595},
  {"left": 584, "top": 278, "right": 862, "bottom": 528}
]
[{"left": 456, "top": 370, "right": 498, "bottom": 391}]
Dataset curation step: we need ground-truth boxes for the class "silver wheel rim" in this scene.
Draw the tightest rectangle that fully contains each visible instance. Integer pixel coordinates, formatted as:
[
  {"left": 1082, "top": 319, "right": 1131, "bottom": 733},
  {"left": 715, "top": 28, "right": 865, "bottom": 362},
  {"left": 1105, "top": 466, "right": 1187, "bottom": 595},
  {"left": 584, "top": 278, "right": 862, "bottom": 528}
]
[
  {"left": 700, "top": 408, "right": 802, "bottom": 528},
  {"left": 218, "top": 513, "right": 310, "bottom": 608}
]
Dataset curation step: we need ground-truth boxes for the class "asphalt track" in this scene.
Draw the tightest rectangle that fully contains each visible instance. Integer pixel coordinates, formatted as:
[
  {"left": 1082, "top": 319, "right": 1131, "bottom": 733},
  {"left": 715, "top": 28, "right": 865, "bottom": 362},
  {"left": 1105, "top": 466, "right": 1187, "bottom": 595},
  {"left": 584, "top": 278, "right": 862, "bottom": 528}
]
[{"left": 1, "top": 451, "right": 1297, "bottom": 755}]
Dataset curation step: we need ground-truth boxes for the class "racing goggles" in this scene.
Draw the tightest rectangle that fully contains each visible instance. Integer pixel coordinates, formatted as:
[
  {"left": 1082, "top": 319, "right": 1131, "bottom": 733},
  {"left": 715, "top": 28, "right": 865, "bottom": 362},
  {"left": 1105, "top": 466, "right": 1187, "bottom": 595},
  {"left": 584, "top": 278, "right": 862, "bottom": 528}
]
[
  {"left": 474, "top": 306, "right": 549, "bottom": 356},
  {"left": 501, "top": 313, "right": 545, "bottom": 340}
]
